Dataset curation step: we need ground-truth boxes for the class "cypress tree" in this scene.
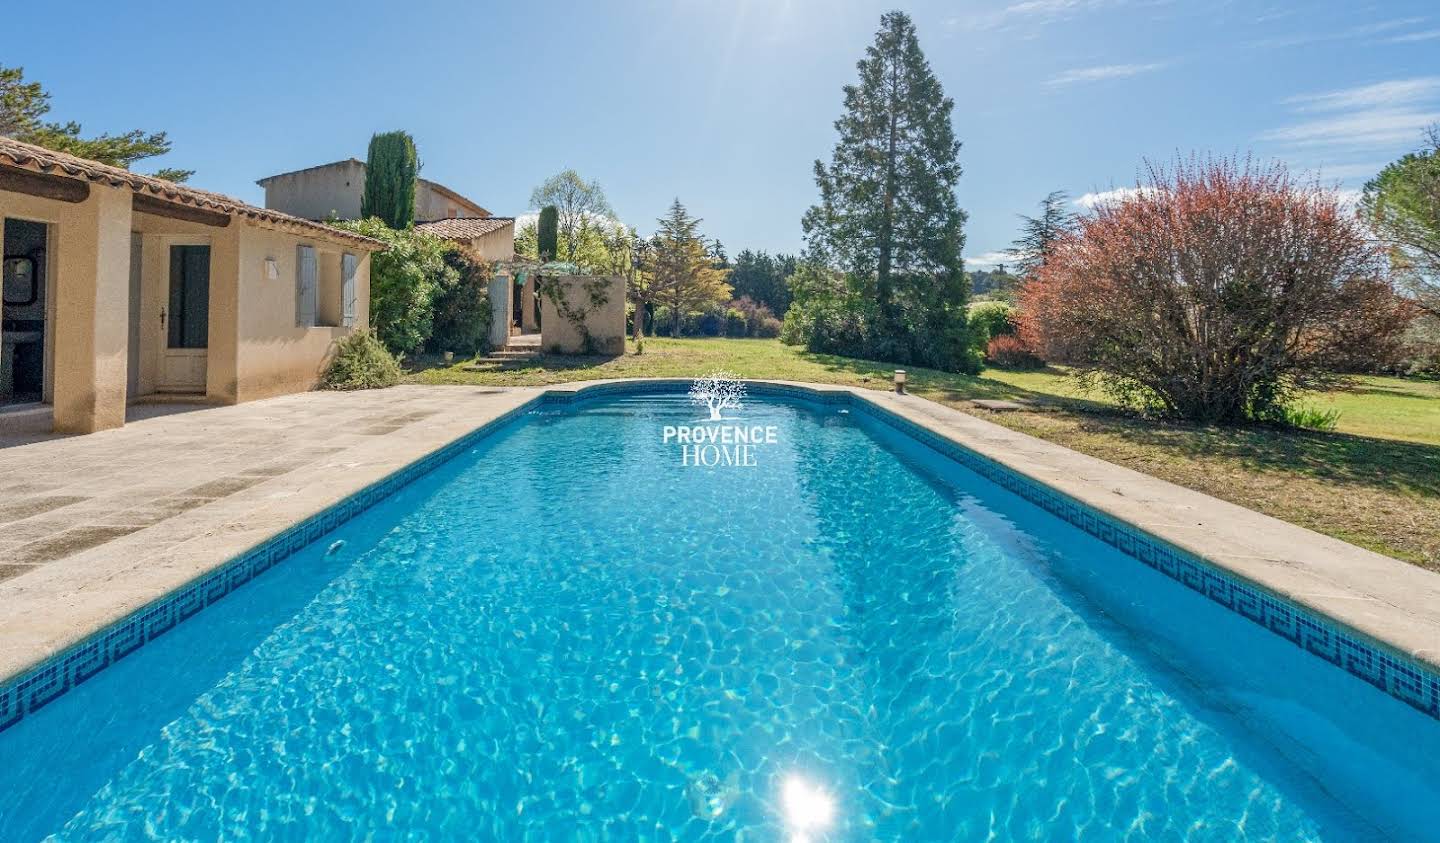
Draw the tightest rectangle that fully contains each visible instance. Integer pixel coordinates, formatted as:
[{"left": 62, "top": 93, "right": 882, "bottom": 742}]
[
  {"left": 361, "top": 131, "right": 418, "bottom": 229},
  {"left": 802, "top": 11, "right": 974, "bottom": 371},
  {"left": 537, "top": 205, "right": 559, "bottom": 262}
]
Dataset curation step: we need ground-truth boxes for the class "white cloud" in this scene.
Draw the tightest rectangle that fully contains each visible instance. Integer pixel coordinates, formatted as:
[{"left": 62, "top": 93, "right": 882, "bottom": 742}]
[
  {"left": 1284, "top": 77, "right": 1440, "bottom": 112},
  {"left": 949, "top": 0, "right": 1145, "bottom": 31},
  {"left": 1073, "top": 187, "right": 1155, "bottom": 209},
  {"left": 1247, "top": 16, "right": 1427, "bottom": 49},
  {"left": 1261, "top": 77, "right": 1440, "bottom": 152},
  {"left": 1388, "top": 28, "right": 1440, "bottom": 43},
  {"left": 1046, "top": 63, "right": 1166, "bottom": 86},
  {"left": 1333, "top": 188, "right": 1364, "bottom": 210},
  {"left": 1258, "top": 107, "right": 1440, "bottom": 147},
  {"left": 965, "top": 251, "right": 1015, "bottom": 268}
]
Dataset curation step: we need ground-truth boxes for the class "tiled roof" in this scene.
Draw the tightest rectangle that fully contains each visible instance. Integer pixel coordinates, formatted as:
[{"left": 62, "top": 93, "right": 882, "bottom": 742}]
[
  {"left": 414, "top": 216, "right": 515, "bottom": 240},
  {"left": 0, "top": 138, "right": 385, "bottom": 250}
]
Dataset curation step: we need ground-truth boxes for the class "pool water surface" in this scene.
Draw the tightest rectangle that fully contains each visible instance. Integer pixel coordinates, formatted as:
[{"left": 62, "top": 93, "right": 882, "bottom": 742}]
[{"left": 1, "top": 392, "right": 1437, "bottom": 840}]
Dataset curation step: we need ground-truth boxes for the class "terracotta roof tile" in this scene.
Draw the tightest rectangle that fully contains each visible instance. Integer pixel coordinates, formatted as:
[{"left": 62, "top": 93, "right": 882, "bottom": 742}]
[
  {"left": 0, "top": 138, "right": 384, "bottom": 250},
  {"left": 414, "top": 217, "right": 515, "bottom": 240}
]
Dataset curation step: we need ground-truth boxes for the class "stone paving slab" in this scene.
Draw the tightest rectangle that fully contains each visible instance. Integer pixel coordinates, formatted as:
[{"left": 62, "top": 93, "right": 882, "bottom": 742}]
[{"left": 0, "top": 386, "right": 540, "bottom": 683}]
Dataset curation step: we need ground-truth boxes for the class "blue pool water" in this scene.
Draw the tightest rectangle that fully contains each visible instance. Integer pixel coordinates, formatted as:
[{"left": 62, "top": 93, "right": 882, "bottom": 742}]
[{"left": 2, "top": 392, "right": 1438, "bottom": 840}]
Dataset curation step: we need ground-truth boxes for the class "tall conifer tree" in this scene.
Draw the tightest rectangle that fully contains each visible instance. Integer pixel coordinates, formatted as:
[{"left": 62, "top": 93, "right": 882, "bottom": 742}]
[
  {"left": 801, "top": 12, "right": 974, "bottom": 370},
  {"left": 361, "top": 131, "right": 418, "bottom": 229}
]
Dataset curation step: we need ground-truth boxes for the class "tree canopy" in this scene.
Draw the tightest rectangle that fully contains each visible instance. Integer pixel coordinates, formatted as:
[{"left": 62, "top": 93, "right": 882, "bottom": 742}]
[
  {"left": 1363, "top": 126, "right": 1440, "bottom": 318},
  {"left": 361, "top": 131, "right": 419, "bottom": 230},
  {"left": 529, "top": 170, "right": 615, "bottom": 261},
  {"left": 1008, "top": 191, "right": 1077, "bottom": 277},
  {"left": 0, "top": 64, "right": 191, "bottom": 181},
  {"left": 650, "top": 199, "right": 731, "bottom": 336},
  {"left": 727, "top": 250, "right": 798, "bottom": 315},
  {"left": 793, "top": 11, "right": 976, "bottom": 372}
]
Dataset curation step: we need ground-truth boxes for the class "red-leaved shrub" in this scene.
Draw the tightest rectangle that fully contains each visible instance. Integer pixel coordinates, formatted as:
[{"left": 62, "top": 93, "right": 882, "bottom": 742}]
[
  {"left": 1018, "top": 156, "right": 1414, "bottom": 423},
  {"left": 985, "top": 335, "right": 1044, "bottom": 369}
]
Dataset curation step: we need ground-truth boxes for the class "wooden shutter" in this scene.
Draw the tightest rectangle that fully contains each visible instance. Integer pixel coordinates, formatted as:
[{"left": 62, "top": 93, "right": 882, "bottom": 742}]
[
  {"left": 341, "top": 253, "right": 358, "bottom": 327},
  {"left": 296, "top": 245, "right": 317, "bottom": 327}
]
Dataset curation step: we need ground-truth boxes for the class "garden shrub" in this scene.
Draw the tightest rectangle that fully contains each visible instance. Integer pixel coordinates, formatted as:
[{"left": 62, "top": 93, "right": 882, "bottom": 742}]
[
  {"left": 985, "top": 335, "right": 1044, "bottom": 370},
  {"left": 755, "top": 316, "right": 783, "bottom": 338},
  {"left": 729, "top": 296, "right": 779, "bottom": 337},
  {"left": 429, "top": 248, "right": 492, "bottom": 355},
  {"left": 967, "top": 300, "right": 1016, "bottom": 349},
  {"left": 333, "top": 218, "right": 455, "bottom": 355},
  {"left": 1018, "top": 156, "right": 1413, "bottom": 424},
  {"left": 724, "top": 307, "right": 748, "bottom": 337},
  {"left": 781, "top": 264, "right": 981, "bottom": 373},
  {"left": 321, "top": 330, "right": 402, "bottom": 390},
  {"left": 696, "top": 310, "right": 723, "bottom": 337}
]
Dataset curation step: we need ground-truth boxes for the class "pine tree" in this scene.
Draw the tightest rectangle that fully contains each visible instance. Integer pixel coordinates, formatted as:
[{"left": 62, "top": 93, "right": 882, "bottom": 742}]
[
  {"left": 1008, "top": 191, "right": 1077, "bottom": 277},
  {"left": 361, "top": 131, "right": 418, "bottom": 229},
  {"left": 537, "top": 205, "right": 559, "bottom": 262},
  {"left": 801, "top": 11, "right": 973, "bottom": 370},
  {"left": 1, "top": 64, "right": 192, "bottom": 181},
  {"left": 652, "top": 199, "right": 731, "bottom": 336}
]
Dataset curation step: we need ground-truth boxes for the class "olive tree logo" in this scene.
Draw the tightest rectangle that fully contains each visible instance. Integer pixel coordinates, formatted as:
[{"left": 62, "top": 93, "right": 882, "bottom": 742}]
[
  {"left": 689, "top": 371, "right": 746, "bottom": 420},
  {"left": 663, "top": 372, "right": 777, "bottom": 467}
]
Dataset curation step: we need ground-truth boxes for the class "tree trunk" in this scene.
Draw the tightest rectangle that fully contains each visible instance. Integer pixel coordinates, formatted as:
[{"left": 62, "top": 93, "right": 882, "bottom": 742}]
[{"left": 877, "top": 56, "right": 900, "bottom": 325}]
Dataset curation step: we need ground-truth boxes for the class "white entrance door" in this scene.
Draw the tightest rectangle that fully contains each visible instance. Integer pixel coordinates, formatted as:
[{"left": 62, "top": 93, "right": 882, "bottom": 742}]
[{"left": 159, "top": 244, "right": 209, "bottom": 393}]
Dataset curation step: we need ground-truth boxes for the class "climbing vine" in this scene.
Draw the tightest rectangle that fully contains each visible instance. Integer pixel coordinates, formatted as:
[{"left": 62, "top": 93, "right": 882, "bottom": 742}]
[{"left": 536, "top": 273, "right": 612, "bottom": 355}]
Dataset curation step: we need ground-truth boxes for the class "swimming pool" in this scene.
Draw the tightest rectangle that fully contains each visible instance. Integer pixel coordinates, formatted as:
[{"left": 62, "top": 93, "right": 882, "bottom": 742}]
[{"left": 1, "top": 388, "right": 1437, "bottom": 840}]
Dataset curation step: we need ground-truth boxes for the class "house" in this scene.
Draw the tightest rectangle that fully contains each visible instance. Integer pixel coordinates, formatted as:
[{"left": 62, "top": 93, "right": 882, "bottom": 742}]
[
  {"left": 413, "top": 216, "right": 516, "bottom": 262},
  {"left": 0, "top": 138, "right": 385, "bottom": 434},
  {"left": 256, "top": 159, "right": 490, "bottom": 222},
  {"left": 258, "top": 157, "right": 521, "bottom": 335}
]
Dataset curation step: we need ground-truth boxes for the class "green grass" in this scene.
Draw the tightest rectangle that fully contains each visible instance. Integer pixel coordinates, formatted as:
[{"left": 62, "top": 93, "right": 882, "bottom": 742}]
[
  {"left": 407, "top": 338, "right": 1440, "bottom": 569},
  {"left": 981, "top": 367, "right": 1440, "bottom": 447}
]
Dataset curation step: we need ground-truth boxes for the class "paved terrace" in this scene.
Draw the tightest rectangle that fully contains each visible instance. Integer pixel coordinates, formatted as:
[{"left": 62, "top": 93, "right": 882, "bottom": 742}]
[
  {"left": 1, "top": 381, "right": 1438, "bottom": 690},
  {"left": 0, "top": 386, "right": 539, "bottom": 682}
]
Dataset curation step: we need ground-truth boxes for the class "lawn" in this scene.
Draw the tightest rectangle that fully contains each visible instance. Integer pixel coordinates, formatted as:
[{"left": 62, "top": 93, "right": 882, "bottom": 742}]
[{"left": 408, "top": 338, "right": 1440, "bottom": 569}]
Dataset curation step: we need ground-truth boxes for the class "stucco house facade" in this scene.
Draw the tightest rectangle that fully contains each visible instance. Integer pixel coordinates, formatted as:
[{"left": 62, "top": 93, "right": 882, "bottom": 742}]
[
  {"left": 257, "top": 160, "right": 517, "bottom": 264},
  {"left": 0, "top": 138, "right": 384, "bottom": 434},
  {"left": 256, "top": 159, "right": 491, "bottom": 223}
]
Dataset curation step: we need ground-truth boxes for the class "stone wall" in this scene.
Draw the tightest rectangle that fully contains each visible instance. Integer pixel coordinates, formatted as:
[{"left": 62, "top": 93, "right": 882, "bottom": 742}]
[{"left": 539, "top": 274, "right": 625, "bottom": 356}]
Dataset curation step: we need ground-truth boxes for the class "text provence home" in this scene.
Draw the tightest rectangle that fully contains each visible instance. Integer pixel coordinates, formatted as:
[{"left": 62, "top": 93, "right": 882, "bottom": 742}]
[{"left": 662, "top": 424, "right": 780, "bottom": 467}]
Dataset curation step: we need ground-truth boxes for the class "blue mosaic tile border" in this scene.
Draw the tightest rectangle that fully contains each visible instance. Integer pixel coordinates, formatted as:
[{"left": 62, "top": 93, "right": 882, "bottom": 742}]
[
  {"left": 844, "top": 392, "right": 1440, "bottom": 721},
  {"left": 2, "top": 380, "right": 1436, "bottom": 735},
  {"left": 0, "top": 396, "right": 544, "bottom": 735}
]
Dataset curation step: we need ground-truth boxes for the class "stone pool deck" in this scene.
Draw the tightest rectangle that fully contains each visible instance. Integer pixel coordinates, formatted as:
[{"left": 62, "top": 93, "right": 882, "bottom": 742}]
[{"left": 1, "top": 380, "right": 1438, "bottom": 690}]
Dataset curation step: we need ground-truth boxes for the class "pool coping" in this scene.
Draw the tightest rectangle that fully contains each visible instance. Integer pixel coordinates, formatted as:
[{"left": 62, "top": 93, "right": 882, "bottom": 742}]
[{"left": 1, "top": 378, "right": 1437, "bottom": 732}]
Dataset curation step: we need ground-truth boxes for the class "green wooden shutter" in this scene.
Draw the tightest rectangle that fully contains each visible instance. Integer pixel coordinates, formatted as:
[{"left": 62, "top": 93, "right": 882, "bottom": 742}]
[
  {"left": 296, "top": 245, "right": 317, "bottom": 327},
  {"left": 341, "top": 253, "right": 358, "bottom": 327}
]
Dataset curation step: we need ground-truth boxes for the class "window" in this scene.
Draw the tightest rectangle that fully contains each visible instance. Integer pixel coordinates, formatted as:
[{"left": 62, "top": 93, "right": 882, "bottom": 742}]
[
  {"left": 316, "top": 251, "right": 342, "bottom": 327},
  {"left": 168, "top": 245, "right": 210, "bottom": 348}
]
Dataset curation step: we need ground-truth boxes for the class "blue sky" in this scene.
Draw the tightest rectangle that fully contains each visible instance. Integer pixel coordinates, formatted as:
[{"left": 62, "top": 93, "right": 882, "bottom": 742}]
[{"left": 10, "top": 0, "right": 1439, "bottom": 265}]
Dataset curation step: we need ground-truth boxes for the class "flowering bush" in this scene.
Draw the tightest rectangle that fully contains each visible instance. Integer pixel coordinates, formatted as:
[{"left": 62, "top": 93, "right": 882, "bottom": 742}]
[
  {"left": 985, "top": 335, "right": 1044, "bottom": 369},
  {"left": 1018, "top": 157, "right": 1413, "bottom": 424}
]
